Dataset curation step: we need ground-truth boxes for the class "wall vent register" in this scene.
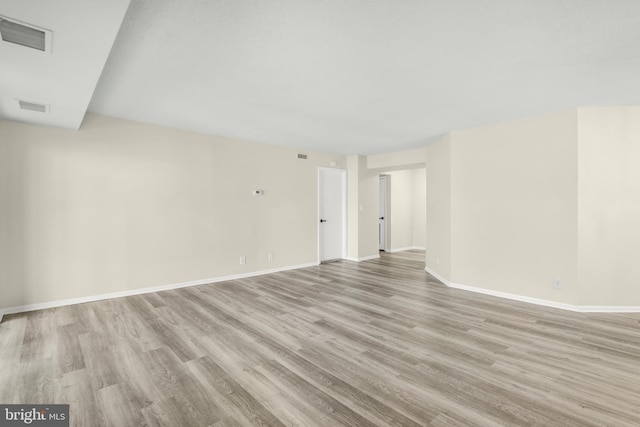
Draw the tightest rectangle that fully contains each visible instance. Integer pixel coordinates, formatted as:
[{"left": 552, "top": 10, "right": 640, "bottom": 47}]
[
  {"left": 0, "top": 16, "right": 51, "bottom": 52},
  {"left": 18, "top": 100, "right": 49, "bottom": 113}
]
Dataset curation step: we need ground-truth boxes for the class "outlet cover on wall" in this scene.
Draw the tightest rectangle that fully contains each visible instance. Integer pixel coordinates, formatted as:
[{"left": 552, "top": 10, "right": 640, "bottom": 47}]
[
  {"left": 240, "top": 256, "right": 246, "bottom": 265},
  {"left": 553, "top": 278, "right": 561, "bottom": 289}
]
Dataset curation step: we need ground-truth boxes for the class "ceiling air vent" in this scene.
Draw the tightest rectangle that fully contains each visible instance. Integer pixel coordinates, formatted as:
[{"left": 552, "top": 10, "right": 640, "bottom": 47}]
[
  {"left": 18, "top": 100, "right": 49, "bottom": 113},
  {"left": 0, "top": 16, "right": 51, "bottom": 52},
  {"left": 297, "top": 154, "right": 308, "bottom": 159}
]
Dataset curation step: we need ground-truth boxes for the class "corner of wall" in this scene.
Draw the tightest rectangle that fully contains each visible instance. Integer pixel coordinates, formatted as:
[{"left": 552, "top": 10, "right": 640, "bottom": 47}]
[
  {"left": 425, "top": 133, "right": 452, "bottom": 281},
  {"left": 347, "top": 155, "right": 361, "bottom": 260},
  {"left": 358, "top": 156, "right": 380, "bottom": 259},
  {"left": 577, "top": 106, "right": 640, "bottom": 306}
]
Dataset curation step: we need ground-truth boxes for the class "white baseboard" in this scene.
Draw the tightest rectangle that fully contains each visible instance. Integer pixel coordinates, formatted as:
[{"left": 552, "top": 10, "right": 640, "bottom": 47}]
[
  {"left": 346, "top": 254, "right": 381, "bottom": 262},
  {"left": 574, "top": 305, "right": 640, "bottom": 313},
  {"left": 5, "top": 261, "right": 638, "bottom": 323},
  {"left": 0, "top": 262, "right": 319, "bottom": 322},
  {"left": 424, "top": 266, "right": 451, "bottom": 286},
  {"left": 388, "top": 246, "right": 425, "bottom": 253},
  {"left": 424, "top": 267, "right": 640, "bottom": 313},
  {"left": 446, "top": 281, "right": 579, "bottom": 312}
]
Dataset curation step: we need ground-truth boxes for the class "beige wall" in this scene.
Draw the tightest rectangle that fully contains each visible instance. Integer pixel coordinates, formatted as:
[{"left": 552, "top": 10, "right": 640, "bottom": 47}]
[
  {"left": 412, "top": 168, "right": 426, "bottom": 248},
  {"left": 0, "top": 114, "right": 344, "bottom": 310},
  {"left": 346, "top": 155, "right": 378, "bottom": 260},
  {"left": 367, "top": 147, "right": 426, "bottom": 170},
  {"left": 449, "top": 110, "right": 579, "bottom": 303},
  {"left": 425, "top": 134, "right": 451, "bottom": 279},
  {"left": 347, "top": 156, "right": 379, "bottom": 260},
  {"left": 578, "top": 107, "right": 640, "bottom": 306},
  {"left": 4, "top": 107, "right": 639, "bottom": 313},
  {"left": 347, "top": 155, "right": 361, "bottom": 260},
  {"left": 426, "top": 107, "right": 640, "bottom": 308},
  {"left": 359, "top": 163, "right": 380, "bottom": 259}
]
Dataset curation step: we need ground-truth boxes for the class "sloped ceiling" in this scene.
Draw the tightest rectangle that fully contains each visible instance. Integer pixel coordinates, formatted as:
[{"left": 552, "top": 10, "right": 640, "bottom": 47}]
[{"left": 3, "top": 1, "right": 640, "bottom": 155}]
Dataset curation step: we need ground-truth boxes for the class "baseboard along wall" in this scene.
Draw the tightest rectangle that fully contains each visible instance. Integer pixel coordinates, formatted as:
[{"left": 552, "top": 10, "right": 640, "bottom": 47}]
[
  {"left": 388, "top": 246, "right": 425, "bottom": 253},
  {"left": 424, "top": 266, "right": 640, "bottom": 313},
  {"left": 0, "top": 262, "right": 319, "bottom": 322},
  {"left": 346, "top": 254, "right": 381, "bottom": 262},
  {"left": 4, "top": 259, "right": 636, "bottom": 324}
]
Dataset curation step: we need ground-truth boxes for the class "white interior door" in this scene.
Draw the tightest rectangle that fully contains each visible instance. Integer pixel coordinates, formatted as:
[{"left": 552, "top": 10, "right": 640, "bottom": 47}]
[
  {"left": 319, "top": 168, "right": 346, "bottom": 262},
  {"left": 379, "top": 175, "right": 388, "bottom": 251}
]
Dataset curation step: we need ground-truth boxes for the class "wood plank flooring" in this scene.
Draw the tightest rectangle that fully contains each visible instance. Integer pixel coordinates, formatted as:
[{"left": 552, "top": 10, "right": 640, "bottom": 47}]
[{"left": 1, "top": 250, "right": 640, "bottom": 426}]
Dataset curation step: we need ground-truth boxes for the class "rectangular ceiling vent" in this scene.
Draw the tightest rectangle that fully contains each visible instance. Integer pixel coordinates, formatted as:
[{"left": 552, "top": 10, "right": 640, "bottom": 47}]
[
  {"left": 297, "top": 154, "right": 308, "bottom": 159},
  {"left": 18, "top": 100, "right": 49, "bottom": 113},
  {"left": 0, "top": 16, "right": 52, "bottom": 52}
]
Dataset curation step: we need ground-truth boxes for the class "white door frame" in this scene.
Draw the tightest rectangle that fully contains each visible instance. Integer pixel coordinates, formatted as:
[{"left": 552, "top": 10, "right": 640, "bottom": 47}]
[
  {"left": 379, "top": 175, "right": 389, "bottom": 251},
  {"left": 317, "top": 167, "right": 347, "bottom": 263}
]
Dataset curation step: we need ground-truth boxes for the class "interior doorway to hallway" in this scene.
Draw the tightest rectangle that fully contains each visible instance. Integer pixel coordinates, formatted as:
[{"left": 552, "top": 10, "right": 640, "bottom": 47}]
[{"left": 377, "top": 169, "right": 426, "bottom": 253}]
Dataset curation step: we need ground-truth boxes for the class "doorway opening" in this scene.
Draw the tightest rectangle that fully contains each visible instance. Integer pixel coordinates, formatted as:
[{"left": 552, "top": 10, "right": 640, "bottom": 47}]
[{"left": 378, "top": 168, "right": 426, "bottom": 253}]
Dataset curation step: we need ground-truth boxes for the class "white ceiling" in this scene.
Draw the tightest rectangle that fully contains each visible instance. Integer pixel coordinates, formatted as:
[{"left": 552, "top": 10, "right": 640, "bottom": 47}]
[
  {"left": 0, "top": 0, "right": 130, "bottom": 129},
  {"left": 3, "top": 1, "right": 640, "bottom": 155}
]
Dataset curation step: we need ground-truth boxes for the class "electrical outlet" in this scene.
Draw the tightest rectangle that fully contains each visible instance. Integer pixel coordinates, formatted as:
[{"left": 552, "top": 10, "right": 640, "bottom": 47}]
[
  {"left": 553, "top": 278, "right": 561, "bottom": 289},
  {"left": 240, "top": 256, "right": 246, "bottom": 265},
  {"left": 268, "top": 253, "right": 273, "bottom": 262}
]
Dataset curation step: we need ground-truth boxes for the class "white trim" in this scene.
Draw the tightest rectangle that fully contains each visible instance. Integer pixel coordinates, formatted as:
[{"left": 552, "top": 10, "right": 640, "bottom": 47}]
[
  {"left": 424, "top": 266, "right": 451, "bottom": 286},
  {"left": 388, "top": 246, "right": 425, "bottom": 253},
  {"left": 346, "top": 254, "right": 380, "bottom": 262},
  {"left": 424, "top": 267, "right": 640, "bottom": 313},
  {"left": 379, "top": 174, "right": 389, "bottom": 251},
  {"left": 0, "top": 262, "right": 318, "bottom": 321},
  {"left": 575, "top": 305, "right": 640, "bottom": 313},
  {"left": 446, "top": 281, "right": 579, "bottom": 311},
  {"left": 317, "top": 168, "right": 321, "bottom": 264}
]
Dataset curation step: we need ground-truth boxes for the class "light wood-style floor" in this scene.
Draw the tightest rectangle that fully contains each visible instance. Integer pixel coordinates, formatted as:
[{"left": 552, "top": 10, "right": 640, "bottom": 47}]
[{"left": 1, "top": 250, "right": 640, "bottom": 426}]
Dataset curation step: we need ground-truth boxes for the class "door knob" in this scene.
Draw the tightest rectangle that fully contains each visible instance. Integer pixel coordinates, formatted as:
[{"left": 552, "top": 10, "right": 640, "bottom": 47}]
[
  {"left": 320, "top": 219, "right": 327, "bottom": 223},
  {"left": 379, "top": 217, "right": 385, "bottom": 220}
]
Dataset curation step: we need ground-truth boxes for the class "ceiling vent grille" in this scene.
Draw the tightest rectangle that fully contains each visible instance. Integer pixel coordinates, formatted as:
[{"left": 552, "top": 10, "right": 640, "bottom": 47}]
[
  {"left": 18, "top": 100, "right": 49, "bottom": 113},
  {"left": 0, "top": 16, "right": 51, "bottom": 52}
]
